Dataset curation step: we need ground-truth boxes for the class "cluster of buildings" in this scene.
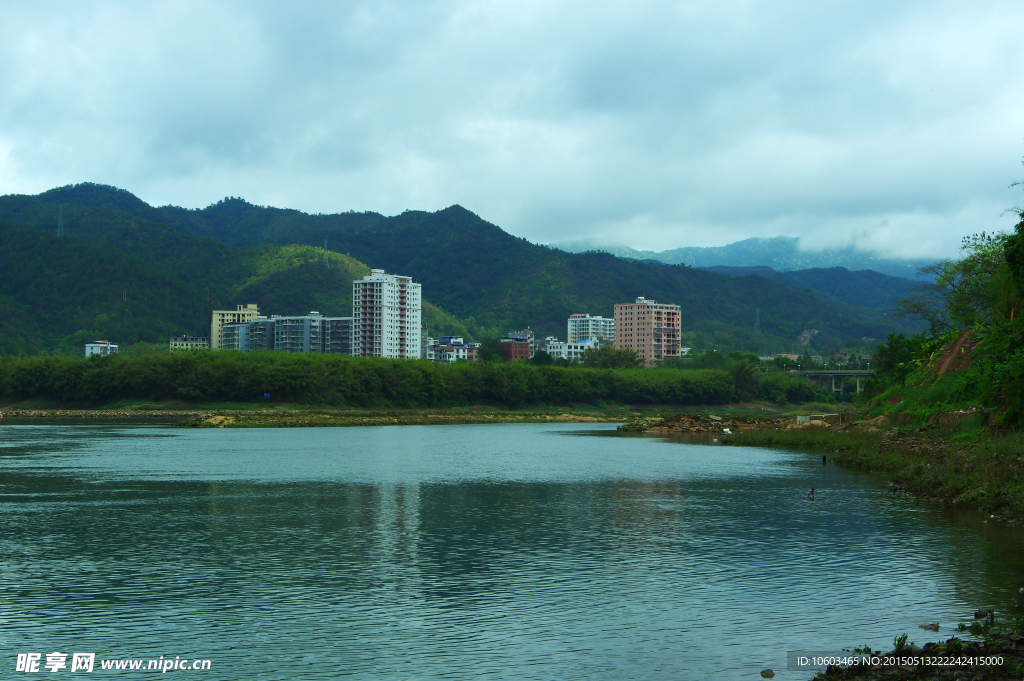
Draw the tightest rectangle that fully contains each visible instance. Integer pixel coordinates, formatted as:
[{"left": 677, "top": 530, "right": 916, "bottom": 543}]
[
  {"left": 169, "top": 269, "right": 426, "bottom": 358},
  {"left": 94, "top": 268, "right": 688, "bottom": 367},
  {"left": 494, "top": 297, "right": 688, "bottom": 366}
]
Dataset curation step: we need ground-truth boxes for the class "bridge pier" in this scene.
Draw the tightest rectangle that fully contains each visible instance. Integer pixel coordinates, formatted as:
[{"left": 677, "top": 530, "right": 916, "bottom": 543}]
[{"left": 789, "top": 370, "right": 875, "bottom": 395}]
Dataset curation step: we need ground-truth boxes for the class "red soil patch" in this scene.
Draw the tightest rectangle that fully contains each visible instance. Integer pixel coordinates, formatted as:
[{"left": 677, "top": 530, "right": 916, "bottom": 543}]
[{"left": 932, "top": 330, "right": 974, "bottom": 382}]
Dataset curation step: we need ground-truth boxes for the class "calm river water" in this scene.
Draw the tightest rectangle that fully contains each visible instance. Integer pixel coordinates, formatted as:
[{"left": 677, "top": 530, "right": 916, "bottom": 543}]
[{"left": 1, "top": 422, "right": 1023, "bottom": 680}]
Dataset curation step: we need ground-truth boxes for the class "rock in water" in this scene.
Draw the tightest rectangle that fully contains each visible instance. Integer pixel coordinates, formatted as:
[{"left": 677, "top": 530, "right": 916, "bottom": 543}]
[
  {"left": 760, "top": 670, "right": 775, "bottom": 678},
  {"left": 919, "top": 622, "right": 940, "bottom": 631}
]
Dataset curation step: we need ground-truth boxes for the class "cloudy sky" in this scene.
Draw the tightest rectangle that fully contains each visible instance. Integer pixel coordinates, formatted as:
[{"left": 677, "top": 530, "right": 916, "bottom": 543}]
[{"left": 1, "top": 0, "right": 1022, "bottom": 258}]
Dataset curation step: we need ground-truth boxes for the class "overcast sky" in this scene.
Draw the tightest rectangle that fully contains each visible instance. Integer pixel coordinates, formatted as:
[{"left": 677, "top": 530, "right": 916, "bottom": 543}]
[{"left": 1, "top": 0, "right": 1022, "bottom": 258}]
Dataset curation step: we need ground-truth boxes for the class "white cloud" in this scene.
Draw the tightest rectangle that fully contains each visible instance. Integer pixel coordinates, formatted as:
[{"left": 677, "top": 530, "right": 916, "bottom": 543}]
[{"left": 1, "top": 0, "right": 1022, "bottom": 259}]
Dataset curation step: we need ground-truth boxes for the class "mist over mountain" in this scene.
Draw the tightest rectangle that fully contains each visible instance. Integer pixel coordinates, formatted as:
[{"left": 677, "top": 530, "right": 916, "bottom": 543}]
[{"left": 551, "top": 237, "right": 933, "bottom": 280}]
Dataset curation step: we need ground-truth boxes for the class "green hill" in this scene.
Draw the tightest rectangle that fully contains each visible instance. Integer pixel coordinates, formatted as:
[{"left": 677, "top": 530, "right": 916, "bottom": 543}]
[
  {"left": 0, "top": 219, "right": 206, "bottom": 355},
  {"left": 0, "top": 183, "right": 922, "bottom": 355},
  {"left": 0, "top": 219, "right": 470, "bottom": 355}
]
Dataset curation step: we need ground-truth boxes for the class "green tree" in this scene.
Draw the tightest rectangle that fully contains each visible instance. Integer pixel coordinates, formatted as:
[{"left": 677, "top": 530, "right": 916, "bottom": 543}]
[
  {"left": 1005, "top": 217, "right": 1024, "bottom": 291},
  {"left": 895, "top": 232, "right": 1014, "bottom": 333},
  {"left": 530, "top": 350, "right": 553, "bottom": 366},
  {"left": 727, "top": 358, "right": 761, "bottom": 400},
  {"left": 874, "top": 333, "right": 924, "bottom": 387},
  {"left": 582, "top": 346, "right": 643, "bottom": 369},
  {"left": 478, "top": 338, "right": 504, "bottom": 363}
]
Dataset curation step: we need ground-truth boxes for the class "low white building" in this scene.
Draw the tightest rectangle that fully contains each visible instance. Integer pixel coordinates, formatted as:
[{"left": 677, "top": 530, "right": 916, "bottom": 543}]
[
  {"left": 535, "top": 336, "right": 560, "bottom": 354},
  {"left": 567, "top": 313, "right": 614, "bottom": 343},
  {"left": 428, "top": 336, "right": 480, "bottom": 362},
  {"left": 545, "top": 339, "right": 598, "bottom": 362},
  {"left": 85, "top": 340, "right": 118, "bottom": 357}
]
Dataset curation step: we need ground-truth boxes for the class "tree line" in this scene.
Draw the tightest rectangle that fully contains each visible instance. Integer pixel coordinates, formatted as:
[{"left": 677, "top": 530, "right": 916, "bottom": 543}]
[{"left": 0, "top": 352, "right": 735, "bottom": 408}]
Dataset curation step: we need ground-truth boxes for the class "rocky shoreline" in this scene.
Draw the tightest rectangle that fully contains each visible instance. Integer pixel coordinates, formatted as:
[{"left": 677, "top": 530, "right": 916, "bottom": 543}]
[
  {"left": 182, "top": 411, "right": 621, "bottom": 428},
  {"left": 617, "top": 411, "right": 872, "bottom": 434},
  {"left": 0, "top": 408, "right": 214, "bottom": 419}
]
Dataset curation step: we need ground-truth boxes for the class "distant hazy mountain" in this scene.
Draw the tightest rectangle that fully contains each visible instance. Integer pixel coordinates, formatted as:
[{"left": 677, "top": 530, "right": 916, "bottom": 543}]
[
  {"left": 698, "top": 266, "right": 919, "bottom": 311},
  {"left": 550, "top": 236, "right": 932, "bottom": 280}
]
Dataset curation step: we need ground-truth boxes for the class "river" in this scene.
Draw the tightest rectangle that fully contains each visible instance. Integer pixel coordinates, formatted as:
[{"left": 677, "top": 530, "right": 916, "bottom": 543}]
[{"left": 1, "top": 422, "right": 1022, "bottom": 679}]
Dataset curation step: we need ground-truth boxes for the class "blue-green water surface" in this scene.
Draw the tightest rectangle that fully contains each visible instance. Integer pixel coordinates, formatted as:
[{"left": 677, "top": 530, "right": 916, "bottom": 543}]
[{"left": 1, "top": 422, "right": 1022, "bottom": 680}]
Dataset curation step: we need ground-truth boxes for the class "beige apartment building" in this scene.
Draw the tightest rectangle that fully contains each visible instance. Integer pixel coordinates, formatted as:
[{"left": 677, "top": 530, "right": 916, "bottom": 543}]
[
  {"left": 211, "top": 303, "right": 260, "bottom": 350},
  {"left": 613, "top": 297, "right": 682, "bottom": 366}
]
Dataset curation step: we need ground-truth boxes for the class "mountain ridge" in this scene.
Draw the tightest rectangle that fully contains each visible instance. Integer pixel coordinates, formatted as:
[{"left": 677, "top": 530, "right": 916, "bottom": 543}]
[
  {"left": 0, "top": 183, "right": 922, "bottom": 355},
  {"left": 551, "top": 236, "right": 931, "bottom": 280}
]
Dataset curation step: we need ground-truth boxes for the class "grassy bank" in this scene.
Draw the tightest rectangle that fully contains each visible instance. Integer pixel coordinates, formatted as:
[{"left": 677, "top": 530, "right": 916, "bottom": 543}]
[{"left": 725, "top": 425, "right": 1024, "bottom": 520}]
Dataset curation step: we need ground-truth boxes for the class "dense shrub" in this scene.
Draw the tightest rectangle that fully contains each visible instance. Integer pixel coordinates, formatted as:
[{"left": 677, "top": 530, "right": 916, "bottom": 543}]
[
  {"left": 0, "top": 353, "right": 735, "bottom": 408},
  {"left": 758, "top": 372, "right": 815, "bottom": 404}
]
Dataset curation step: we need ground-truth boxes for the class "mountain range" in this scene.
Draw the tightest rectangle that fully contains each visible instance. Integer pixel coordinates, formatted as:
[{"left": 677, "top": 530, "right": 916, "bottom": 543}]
[
  {"left": 551, "top": 237, "right": 932, "bottom": 280},
  {"left": 0, "top": 182, "right": 925, "bottom": 356}
]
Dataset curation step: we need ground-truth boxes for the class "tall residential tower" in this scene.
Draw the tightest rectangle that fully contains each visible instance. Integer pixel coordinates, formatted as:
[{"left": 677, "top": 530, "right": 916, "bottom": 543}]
[
  {"left": 352, "top": 269, "right": 422, "bottom": 358},
  {"left": 613, "top": 297, "right": 681, "bottom": 366}
]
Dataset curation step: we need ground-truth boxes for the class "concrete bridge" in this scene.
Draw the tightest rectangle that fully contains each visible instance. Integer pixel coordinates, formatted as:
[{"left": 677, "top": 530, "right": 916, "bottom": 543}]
[{"left": 791, "top": 369, "right": 875, "bottom": 393}]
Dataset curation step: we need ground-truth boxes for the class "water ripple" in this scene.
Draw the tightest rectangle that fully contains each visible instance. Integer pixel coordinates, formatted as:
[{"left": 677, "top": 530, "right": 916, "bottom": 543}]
[{"left": 1, "top": 423, "right": 1022, "bottom": 679}]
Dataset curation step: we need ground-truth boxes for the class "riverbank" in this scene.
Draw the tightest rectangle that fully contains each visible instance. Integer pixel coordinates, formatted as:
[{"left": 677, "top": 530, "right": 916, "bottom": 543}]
[
  {"left": 180, "top": 409, "right": 626, "bottom": 428},
  {"left": 1, "top": 408, "right": 213, "bottom": 419},
  {"left": 723, "top": 424, "right": 1024, "bottom": 522},
  {"left": 0, "top": 406, "right": 630, "bottom": 427},
  {"left": 614, "top": 408, "right": 1024, "bottom": 520}
]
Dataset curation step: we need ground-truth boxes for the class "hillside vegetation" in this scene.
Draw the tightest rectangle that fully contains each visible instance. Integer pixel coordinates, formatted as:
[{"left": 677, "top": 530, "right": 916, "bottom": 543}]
[
  {"left": 859, "top": 219, "right": 1024, "bottom": 427},
  {"left": 0, "top": 183, "right": 918, "bottom": 355},
  {"left": 0, "top": 217, "right": 471, "bottom": 355},
  {"left": 699, "top": 265, "right": 920, "bottom": 312}
]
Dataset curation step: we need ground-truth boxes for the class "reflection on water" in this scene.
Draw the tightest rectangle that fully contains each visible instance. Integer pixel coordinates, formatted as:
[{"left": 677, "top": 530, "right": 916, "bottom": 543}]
[{"left": 1, "top": 423, "right": 1022, "bottom": 680}]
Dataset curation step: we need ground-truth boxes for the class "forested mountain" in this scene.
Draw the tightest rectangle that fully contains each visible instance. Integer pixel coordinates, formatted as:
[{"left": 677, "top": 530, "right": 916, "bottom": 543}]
[
  {"left": 0, "top": 183, "right": 921, "bottom": 355},
  {"left": 552, "top": 236, "right": 931, "bottom": 280},
  {"left": 0, "top": 218, "right": 471, "bottom": 355},
  {"left": 698, "top": 266, "right": 920, "bottom": 311}
]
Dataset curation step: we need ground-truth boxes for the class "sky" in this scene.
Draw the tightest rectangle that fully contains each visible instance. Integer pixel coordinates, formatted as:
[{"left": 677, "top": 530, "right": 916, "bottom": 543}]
[{"left": 1, "top": 0, "right": 1022, "bottom": 259}]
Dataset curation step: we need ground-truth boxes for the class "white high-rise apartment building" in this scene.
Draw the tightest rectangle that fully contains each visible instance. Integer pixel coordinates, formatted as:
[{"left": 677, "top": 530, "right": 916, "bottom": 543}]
[
  {"left": 352, "top": 269, "right": 422, "bottom": 358},
  {"left": 567, "top": 313, "right": 614, "bottom": 343}
]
